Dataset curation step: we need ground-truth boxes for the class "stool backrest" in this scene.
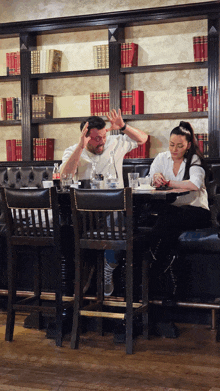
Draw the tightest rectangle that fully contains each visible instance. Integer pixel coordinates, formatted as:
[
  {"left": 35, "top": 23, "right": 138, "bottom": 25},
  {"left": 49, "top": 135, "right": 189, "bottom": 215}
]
[
  {"left": 70, "top": 187, "right": 133, "bottom": 251},
  {"left": 1, "top": 187, "right": 60, "bottom": 248}
]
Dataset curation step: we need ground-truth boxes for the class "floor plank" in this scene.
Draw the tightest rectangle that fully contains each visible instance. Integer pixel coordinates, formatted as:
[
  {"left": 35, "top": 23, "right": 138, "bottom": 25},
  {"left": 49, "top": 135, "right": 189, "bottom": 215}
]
[{"left": 0, "top": 311, "right": 220, "bottom": 391}]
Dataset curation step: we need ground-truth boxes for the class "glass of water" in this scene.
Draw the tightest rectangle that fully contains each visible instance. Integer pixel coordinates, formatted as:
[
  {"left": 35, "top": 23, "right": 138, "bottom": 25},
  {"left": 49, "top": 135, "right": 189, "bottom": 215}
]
[{"left": 128, "top": 172, "right": 139, "bottom": 189}]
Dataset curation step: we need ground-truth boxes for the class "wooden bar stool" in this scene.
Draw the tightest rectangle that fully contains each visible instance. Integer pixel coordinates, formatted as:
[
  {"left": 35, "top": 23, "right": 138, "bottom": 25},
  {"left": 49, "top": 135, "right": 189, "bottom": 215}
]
[
  {"left": 70, "top": 187, "right": 148, "bottom": 354},
  {"left": 1, "top": 186, "right": 73, "bottom": 347}
]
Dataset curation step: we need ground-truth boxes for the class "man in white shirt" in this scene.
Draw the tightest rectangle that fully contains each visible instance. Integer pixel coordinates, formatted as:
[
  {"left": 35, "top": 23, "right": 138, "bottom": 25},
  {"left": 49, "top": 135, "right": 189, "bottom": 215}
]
[{"left": 60, "top": 109, "right": 148, "bottom": 296}]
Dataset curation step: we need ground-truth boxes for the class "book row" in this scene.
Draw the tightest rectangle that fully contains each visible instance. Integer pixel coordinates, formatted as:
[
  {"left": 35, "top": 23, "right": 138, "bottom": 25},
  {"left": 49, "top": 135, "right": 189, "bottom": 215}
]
[
  {"left": 193, "top": 36, "right": 208, "bottom": 62},
  {"left": 32, "top": 94, "right": 54, "bottom": 119},
  {"left": 33, "top": 138, "right": 55, "bottom": 161},
  {"left": 6, "top": 139, "right": 22, "bottom": 161},
  {"left": 31, "top": 49, "right": 63, "bottom": 74},
  {"left": 93, "top": 44, "right": 109, "bottom": 69},
  {"left": 6, "top": 138, "right": 55, "bottom": 161},
  {"left": 90, "top": 92, "right": 110, "bottom": 116},
  {"left": 6, "top": 51, "right": 21, "bottom": 76},
  {"left": 195, "top": 133, "right": 208, "bottom": 158},
  {"left": 0, "top": 97, "right": 22, "bottom": 120},
  {"left": 187, "top": 86, "right": 208, "bottom": 112},
  {"left": 121, "top": 43, "right": 138, "bottom": 68},
  {"left": 124, "top": 137, "right": 150, "bottom": 159},
  {"left": 121, "top": 90, "right": 144, "bottom": 115}
]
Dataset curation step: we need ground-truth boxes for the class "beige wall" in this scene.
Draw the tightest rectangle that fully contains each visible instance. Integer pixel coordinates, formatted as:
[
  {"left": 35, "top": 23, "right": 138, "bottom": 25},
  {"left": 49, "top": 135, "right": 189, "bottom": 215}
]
[
  {"left": 0, "top": 0, "right": 212, "bottom": 161},
  {"left": 0, "top": 0, "right": 213, "bottom": 23}
]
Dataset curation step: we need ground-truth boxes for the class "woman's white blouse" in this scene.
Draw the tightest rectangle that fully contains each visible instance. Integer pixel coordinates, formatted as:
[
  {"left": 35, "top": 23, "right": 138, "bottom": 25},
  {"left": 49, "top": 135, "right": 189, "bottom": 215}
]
[{"left": 149, "top": 151, "right": 209, "bottom": 210}]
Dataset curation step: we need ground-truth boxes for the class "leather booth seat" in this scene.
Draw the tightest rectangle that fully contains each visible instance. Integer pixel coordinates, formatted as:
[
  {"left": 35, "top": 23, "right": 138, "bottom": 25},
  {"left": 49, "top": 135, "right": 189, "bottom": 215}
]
[{"left": 0, "top": 159, "right": 220, "bottom": 305}]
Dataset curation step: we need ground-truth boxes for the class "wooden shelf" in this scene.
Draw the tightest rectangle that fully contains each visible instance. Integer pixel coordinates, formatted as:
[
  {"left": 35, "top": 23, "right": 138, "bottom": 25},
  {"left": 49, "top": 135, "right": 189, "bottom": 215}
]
[
  {"left": 121, "top": 62, "right": 208, "bottom": 74},
  {"left": 31, "top": 111, "right": 208, "bottom": 125},
  {"left": 31, "top": 68, "right": 109, "bottom": 79},
  {"left": 0, "top": 120, "right": 21, "bottom": 126},
  {"left": 0, "top": 75, "right": 21, "bottom": 81}
]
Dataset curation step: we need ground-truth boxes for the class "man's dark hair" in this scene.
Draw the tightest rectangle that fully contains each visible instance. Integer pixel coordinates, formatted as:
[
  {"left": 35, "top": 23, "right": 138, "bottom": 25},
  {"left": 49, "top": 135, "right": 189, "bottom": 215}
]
[{"left": 80, "top": 116, "right": 106, "bottom": 133}]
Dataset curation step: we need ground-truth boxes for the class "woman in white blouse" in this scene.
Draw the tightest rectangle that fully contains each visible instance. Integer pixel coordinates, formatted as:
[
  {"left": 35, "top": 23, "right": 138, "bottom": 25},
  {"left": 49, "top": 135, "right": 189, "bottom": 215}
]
[{"left": 148, "top": 121, "right": 211, "bottom": 300}]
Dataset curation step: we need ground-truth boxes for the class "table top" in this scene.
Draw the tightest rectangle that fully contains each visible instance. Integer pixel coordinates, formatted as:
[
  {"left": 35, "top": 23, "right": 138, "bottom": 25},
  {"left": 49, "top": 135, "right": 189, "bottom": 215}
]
[{"left": 132, "top": 187, "right": 190, "bottom": 202}]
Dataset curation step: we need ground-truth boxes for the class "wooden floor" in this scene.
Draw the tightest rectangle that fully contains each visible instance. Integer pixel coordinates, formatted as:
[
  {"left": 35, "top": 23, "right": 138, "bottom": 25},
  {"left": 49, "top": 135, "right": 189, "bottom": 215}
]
[{"left": 0, "top": 310, "right": 220, "bottom": 391}]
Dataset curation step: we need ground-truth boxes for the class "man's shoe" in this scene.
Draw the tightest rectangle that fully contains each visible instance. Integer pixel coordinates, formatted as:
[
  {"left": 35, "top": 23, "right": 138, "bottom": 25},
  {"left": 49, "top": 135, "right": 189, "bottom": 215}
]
[{"left": 104, "top": 259, "right": 117, "bottom": 297}]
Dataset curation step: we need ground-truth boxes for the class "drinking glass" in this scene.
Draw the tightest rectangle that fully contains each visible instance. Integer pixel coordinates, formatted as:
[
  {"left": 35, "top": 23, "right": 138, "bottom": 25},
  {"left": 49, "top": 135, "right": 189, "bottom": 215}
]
[
  {"left": 128, "top": 172, "right": 139, "bottom": 189},
  {"left": 61, "top": 173, "right": 73, "bottom": 191}
]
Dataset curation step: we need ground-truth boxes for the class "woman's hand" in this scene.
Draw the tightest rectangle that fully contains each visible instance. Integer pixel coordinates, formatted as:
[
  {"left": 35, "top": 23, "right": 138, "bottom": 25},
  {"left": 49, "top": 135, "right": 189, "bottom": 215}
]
[
  {"left": 78, "top": 121, "right": 91, "bottom": 149},
  {"left": 153, "top": 173, "right": 169, "bottom": 187},
  {"left": 106, "top": 109, "right": 125, "bottom": 132}
]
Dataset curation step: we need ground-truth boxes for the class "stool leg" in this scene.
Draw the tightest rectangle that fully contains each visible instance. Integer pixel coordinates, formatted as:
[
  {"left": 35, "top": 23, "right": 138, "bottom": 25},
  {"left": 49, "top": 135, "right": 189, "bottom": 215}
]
[
  {"left": 142, "top": 253, "right": 149, "bottom": 339},
  {"left": 126, "top": 252, "right": 133, "bottom": 354},
  {"left": 97, "top": 251, "right": 104, "bottom": 336},
  {"left": 71, "top": 251, "right": 82, "bottom": 349},
  {"left": 5, "top": 252, "right": 16, "bottom": 341},
  {"left": 55, "top": 290, "right": 63, "bottom": 347},
  {"left": 33, "top": 252, "right": 43, "bottom": 330}
]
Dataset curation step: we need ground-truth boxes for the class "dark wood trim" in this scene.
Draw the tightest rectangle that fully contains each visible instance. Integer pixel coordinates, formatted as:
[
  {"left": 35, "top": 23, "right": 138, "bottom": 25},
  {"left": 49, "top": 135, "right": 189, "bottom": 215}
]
[
  {"left": 30, "top": 112, "right": 208, "bottom": 125},
  {"left": 0, "top": 1, "right": 219, "bottom": 35},
  {"left": 30, "top": 69, "right": 109, "bottom": 80},
  {"left": 20, "top": 33, "right": 38, "bottom": 161},
  {"left": 208, "top": 18, "right": 220, "bottom": 158},
  {"left": 121, "top": 62, "right": 208, "bottom": 74}
]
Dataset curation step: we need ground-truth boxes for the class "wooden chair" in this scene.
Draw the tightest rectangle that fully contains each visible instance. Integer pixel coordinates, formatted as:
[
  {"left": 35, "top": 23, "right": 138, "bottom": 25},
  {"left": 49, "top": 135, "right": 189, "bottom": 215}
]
[
  {"left": 70, "top": 187, "right": 148, "bottom": 354},
  {"left": 1, "top": 186, "right": 72, "bottom": 347}
]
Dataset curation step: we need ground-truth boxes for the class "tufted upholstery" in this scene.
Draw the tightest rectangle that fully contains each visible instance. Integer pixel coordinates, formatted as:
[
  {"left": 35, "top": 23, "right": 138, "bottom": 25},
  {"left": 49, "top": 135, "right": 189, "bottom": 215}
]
[{"left": 0, "top": 160, "right": 220, "bottom": 304}]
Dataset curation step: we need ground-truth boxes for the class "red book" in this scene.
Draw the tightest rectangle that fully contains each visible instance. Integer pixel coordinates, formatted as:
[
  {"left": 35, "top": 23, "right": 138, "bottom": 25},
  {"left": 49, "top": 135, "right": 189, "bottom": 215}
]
[
  {"left": 16, "top": 139, "right": 22, "bottom": 161},
  {"left": 6, "top": 140, "right": 12, "bottom": 161},
  {"left": 97, "top": 92, "right": 103, "bottom": 116},
  {"left": 193, "top": 36, "right": 201, "bottom": 62},
  {"left": 192, "top": 87, "right": 197, "bottom": 112},
  {"left": 93, "top": 92, "right": 98, "bottom": 115},
  {"left": 145, "top": 136, "right": 150, "bottom": 158},
  {"left": 6, "top": 97, "right": 13, "bottom": 120},
  {"left": 45, "top": 138, "right": 54, "bottom": 160},
  {"left": 196, "top": 133, "right": 204, "bottom": 154},
  {"left": 200, "top": 36, "right": 204, "bottom": 62},
  {"left": 105, "top": 92, "right": 109, "bottom": 114},
  {"left": 125, "top": 43, "right": 129, "bottom": 67},
  {"left": 132, "top": 90, "right": 144, "bottom": 114},
  {"left": 203, "top": 36, "right": 208, "bottom": 61},
  {"left": 196, "top": 86, "right": 203, "bottom": 112},
  {"left": 16, "top": 51, "right": 20, "bottom": 75},
  {"left": 11, "top": 139, "right": 16, "bottom": 161},
  {"left": 102, "top": 92, "right": 107, "bottom": 115},
  {"left": 187, "top": 87, "right": 193, "bottom": 112},
  {"left": 202, "top": 86, "right": 206, "bottom": 111},
  {"left": 125, "top": 90, "right": 132, "bottom": 115},
  {"left": 90, "top": 92, "right": 95, "bottom": 115},
  {"left": 128, "top": 43, "right": 138, "bottom": 67}
]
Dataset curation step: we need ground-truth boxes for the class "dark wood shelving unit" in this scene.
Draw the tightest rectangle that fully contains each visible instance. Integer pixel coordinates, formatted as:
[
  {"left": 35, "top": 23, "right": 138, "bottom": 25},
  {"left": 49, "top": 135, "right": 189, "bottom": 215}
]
[
  {"left": 30, "top": 69, "right": 109, "bottom": 80},
  {"left": 0, "top": 1, "right": 219, "bottom": 161},
  {"left": 121, "top": 62, "right": 208, "bottom": 74},
  {"left": 31, "top": 111, "right": 208, "bottom": 125}
]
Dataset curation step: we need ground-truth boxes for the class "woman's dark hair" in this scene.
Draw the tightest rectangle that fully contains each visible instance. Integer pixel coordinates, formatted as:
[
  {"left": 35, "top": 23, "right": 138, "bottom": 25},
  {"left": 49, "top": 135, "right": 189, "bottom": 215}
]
[
  {"left": 170, "top": 121, "right": 207, "bottom": 180},
  {"left": 80, "top": 116, "right": 106, "bottom": 134}
]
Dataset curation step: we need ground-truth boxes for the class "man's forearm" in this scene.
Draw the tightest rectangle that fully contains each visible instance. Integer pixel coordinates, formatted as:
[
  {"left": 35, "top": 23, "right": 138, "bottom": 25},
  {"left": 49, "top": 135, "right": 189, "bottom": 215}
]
[
  {"left": 123, "top": 123, "right": 148, "bottom": 145},
  {"left": 60, "top": 144, "right": 84, "bottom": 176}
]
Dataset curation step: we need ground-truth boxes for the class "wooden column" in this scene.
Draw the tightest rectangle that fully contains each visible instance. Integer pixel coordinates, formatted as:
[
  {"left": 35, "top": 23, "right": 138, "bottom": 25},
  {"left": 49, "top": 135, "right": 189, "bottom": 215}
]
[
  {"left": 108, "top": 26, "right": 125, "bottom": 112},
  {"left": 20, "top": 33, "right": 38, "bottom": 161},
  {"left": 208, "top": 18, "right": 220, "bottom": 157}
]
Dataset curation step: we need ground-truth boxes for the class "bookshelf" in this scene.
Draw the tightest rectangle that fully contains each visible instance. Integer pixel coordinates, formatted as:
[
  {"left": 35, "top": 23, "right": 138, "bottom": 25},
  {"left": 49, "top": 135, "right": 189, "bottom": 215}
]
[{"left": 0, "top": 1, "right": 219, "bottom": 162}]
